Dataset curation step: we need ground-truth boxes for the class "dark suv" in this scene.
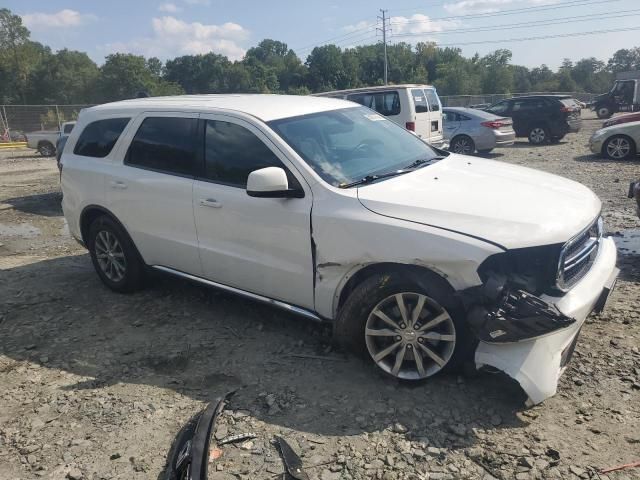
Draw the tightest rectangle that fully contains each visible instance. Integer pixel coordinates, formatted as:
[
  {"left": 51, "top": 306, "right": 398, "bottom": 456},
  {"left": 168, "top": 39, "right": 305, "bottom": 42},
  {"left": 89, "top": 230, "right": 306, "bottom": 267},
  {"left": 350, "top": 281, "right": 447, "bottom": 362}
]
[{"left": 482, "top": 95, "right": 582, "bottom": 145}]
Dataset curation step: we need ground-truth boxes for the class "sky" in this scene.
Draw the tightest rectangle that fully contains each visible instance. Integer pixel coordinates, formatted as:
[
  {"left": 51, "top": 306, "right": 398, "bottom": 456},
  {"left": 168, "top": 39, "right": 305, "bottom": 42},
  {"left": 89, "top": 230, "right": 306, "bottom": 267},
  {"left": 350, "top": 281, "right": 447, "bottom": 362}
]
[{"left": 7, "top": 0, "right": 640, "bottom": 69}]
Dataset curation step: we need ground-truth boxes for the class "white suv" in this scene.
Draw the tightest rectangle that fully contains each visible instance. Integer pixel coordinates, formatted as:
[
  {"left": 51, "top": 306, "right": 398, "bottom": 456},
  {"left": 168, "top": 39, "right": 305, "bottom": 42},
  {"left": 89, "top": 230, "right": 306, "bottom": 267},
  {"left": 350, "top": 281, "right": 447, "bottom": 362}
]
[{"left": 61, "top": 94, "right": 618, "bottom": 405}]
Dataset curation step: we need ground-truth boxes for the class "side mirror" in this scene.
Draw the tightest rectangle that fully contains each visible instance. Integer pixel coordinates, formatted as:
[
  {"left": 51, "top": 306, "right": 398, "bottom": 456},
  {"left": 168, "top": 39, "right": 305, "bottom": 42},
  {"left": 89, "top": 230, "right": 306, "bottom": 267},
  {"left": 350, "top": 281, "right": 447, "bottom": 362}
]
[{"left": 246, "top": 167, "right": 304, "bottom": 198}]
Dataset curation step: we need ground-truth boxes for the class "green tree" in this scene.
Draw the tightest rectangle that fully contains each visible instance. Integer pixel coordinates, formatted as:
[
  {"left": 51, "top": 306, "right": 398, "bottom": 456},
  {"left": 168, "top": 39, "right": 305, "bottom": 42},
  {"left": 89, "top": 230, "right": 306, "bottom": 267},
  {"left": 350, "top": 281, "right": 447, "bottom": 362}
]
[
  {"left": 480, "top": 49, "right": 513, "bottom": 94},
  {"left": 165, "top": 53, "right": 231, "bottom": 93},
  {"left": 607, "top": 48, "right": 640, "bottom": 73},
  {"left": 0, "top": 8, "right": 31, "bottom": 102},
  {"left": 306, "top": 45, "right": 348, "bottom": 91},
  {"left": 27, "top": 49, "right": 99, "bottom": 104}
]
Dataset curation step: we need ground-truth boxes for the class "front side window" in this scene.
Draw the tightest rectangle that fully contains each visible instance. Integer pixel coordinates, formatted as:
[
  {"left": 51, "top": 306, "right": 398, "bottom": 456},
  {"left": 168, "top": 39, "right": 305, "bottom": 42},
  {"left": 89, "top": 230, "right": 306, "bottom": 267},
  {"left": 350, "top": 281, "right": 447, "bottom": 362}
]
[
  {"left": 204, "top": 120, "right": 287, "bottom": 188},
  {"left": 126, "top": 117, "right": 197, "bottom": 177},
  {"left": 347, "top": 91, "right": 401, "bottom": 116},
  {"left": 269, "top": 106, "right": 439, "bottom": 187},
  {"left": 424, "top": 89, "right": 441, "bottom": 112},
  {"left": 412, "top": 89, "right": 429, "bottom": 113},
  {"left": 73, "top": 118, "right": 130, "bottom": 158}
]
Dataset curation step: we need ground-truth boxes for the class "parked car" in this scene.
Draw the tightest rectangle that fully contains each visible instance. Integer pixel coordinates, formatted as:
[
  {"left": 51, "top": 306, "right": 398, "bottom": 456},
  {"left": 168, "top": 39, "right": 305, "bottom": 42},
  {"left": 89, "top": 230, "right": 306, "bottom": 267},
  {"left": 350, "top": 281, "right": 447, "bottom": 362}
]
[
  {"left": 589, "top": 120, "right": 640, "bottom": 160},
  {"left": 480, "top": 95, "right": 582, "bottom": 145},
  {"left": 314, "top": 84, "right": 446, "bottom": 148},
  {"left": 56, "top": 122, "right": 76, "bottom": 166},
  {"left": 26, "top": 121, "right": 76, "bottom": 157},
  {"left": 629, "top": 180, "right": 640, "bottom": 218},
  {"left": 603, "top": 111, "right": 640, "bottom": 128},
  {"left": 61, "top": 94, "right": 618, "bottom": 405},
  {"left": 442, "top": 107, "right": 515, "bottom": 154}
]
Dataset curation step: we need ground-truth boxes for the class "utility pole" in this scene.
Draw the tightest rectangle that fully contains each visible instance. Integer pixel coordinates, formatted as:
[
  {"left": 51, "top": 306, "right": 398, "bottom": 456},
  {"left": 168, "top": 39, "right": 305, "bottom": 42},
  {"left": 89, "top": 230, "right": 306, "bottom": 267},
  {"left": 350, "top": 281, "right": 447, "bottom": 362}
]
[{"left": 377, "top": 9, "right": 390, "bottom": 85}]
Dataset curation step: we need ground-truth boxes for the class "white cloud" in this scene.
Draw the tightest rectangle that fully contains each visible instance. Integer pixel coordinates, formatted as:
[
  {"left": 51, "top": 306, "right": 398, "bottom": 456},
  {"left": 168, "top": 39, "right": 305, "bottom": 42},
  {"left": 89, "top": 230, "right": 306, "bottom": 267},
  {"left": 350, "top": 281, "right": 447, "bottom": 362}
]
[
  {"left": 343, "top": 14, "right": 459, "bottom": 44},
  {"left": 443, "top": 0, "right": 559, "bottom": 15},
  {"left": 22, "top": 9, "right": 97, "bottom": 29},
  {"left": 104, "top": 16, "right": 249, "bottom": 61},
  {"left": 159, "top": 3, "right": 182, "bottom": 13}
]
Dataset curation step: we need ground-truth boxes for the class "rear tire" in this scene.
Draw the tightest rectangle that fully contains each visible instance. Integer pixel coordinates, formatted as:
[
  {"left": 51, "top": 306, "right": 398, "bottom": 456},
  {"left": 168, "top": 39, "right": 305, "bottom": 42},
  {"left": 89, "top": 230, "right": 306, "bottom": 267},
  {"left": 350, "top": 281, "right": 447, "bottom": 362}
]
[
  {"left": 87, "top": 215, "right": 145, "bottom": 293},
  {"left": 450, "top": 135, "right": 476, "bottom": 155},
  {"left": 603, "top": 135, "right": 636, "bottom": 160},
  {"left": 334, "top": 272, "right": 471, "bottom": 381},
  {"left": 38, "top": 141, "right": 55, "bottom": 157},
  {"left": 528, "top": 126, "right": 549, "bottom": 145}
]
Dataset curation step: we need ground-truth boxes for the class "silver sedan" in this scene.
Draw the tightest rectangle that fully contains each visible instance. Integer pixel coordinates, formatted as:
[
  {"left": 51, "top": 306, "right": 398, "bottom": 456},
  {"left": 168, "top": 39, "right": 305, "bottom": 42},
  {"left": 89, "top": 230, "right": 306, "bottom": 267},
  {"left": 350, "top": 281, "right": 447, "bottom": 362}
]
[{"left": 443, "top": 107, "right": 516, "bottom": 154}]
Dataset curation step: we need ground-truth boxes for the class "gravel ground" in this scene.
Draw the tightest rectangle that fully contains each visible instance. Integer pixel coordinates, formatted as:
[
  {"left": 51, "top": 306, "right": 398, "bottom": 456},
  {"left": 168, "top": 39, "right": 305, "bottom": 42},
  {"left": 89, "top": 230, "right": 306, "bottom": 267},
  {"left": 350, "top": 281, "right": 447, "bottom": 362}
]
[{"left": 1, "top": 111, "right": 639, "bottom": 480}]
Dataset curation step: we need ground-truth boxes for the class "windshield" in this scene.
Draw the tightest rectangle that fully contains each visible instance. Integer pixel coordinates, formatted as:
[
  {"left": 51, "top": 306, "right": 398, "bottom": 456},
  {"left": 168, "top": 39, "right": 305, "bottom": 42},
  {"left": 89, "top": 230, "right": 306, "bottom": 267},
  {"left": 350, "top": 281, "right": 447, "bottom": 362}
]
[{"left": 268, "top": 106, "right": 438, "bottom": 187}]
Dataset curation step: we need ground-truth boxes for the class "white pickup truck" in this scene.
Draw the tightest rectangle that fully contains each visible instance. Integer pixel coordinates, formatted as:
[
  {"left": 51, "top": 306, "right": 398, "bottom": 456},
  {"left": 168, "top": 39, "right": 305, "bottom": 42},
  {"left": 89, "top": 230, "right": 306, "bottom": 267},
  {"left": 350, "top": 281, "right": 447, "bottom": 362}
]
[{"left": 26, "top": 121, "right": 75, "bottom": 157}]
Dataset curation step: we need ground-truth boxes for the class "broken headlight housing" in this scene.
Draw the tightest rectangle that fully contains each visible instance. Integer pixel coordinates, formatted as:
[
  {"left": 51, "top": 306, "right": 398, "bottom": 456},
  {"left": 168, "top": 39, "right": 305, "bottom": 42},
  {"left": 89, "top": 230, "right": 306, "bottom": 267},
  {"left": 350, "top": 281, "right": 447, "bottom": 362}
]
[{"left": 477, "top": 244, "right": 563, "bottom": 296}]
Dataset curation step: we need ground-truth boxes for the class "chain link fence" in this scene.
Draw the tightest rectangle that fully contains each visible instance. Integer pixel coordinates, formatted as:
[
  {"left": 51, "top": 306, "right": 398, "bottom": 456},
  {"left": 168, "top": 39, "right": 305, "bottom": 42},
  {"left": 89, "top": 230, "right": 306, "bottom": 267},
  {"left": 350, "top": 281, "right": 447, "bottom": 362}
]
[
  {"left": 0, "top": 93, "right": 598, "bottom": 141},
  {"left": 440, "top": 92, "right": 598, "bottom": 107},
  {"left": 0, "top": 105, "right": 93, "bottom": 142}
]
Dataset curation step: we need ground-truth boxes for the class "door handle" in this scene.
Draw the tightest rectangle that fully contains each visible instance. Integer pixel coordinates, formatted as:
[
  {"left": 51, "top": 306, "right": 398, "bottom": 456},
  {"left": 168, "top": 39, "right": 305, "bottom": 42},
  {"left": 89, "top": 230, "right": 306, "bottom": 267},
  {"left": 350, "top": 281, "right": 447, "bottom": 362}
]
[
  {"left": 200, "top": 198, "right": 222, "bottom": 208},
  {"left": 110, "top": 181, "right": 127, "bottom": 190}
]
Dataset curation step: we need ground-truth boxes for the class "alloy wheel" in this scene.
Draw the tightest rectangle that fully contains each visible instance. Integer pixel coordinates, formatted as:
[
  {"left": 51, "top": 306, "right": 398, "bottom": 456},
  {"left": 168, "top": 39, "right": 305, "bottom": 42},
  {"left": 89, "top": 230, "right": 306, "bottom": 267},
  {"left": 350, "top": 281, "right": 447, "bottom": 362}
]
[
  {"left": 94, "top": 230, "right": 127, "bottom": 282},
  {"left": 606, "top": 137, "right": 631, "bottom": 159},
  {"left": 39, "top": 144, "right": 54, "bottom": 156},
  {"left": 529, "top": 127, "right": 546, "bottom": 144},
  {"left": 452, "top": 137, "right": 473, "bottom": 154},
  {"left": 365, "top": 292, "right": 456, "bottom": 380}
]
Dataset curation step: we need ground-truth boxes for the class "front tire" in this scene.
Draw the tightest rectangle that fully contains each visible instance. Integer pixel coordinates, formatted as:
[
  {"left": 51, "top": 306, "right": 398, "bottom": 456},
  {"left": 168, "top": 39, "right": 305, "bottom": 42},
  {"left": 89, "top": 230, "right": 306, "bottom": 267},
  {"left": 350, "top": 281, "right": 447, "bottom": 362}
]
[
  {"left": 477, "top": 148, "right": 494, "bottom": 154},
  {"left": 450, "top": 135, "right": 476, "bottom": 155},
  {"left": 87, "top": 215, "right": 145, "bottom": 293},
  {"left": 596, "top": 106, "right": 612, "bottom": 119},
  {"left": 528, "top": 126, "right": 549, "bottom": 145},
  {"left": 604, "top": 135, "right": 636, "bottom": 160},
  {"left": 334, "top": 272, "right": 470, "bottom": 380}
]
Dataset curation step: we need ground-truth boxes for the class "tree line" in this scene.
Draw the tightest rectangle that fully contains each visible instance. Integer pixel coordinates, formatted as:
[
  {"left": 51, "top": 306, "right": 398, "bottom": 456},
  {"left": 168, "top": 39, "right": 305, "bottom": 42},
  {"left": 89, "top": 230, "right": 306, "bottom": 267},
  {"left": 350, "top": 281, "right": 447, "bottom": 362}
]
[{"left": 2, "top": 8, "right": 640, "bottom": 105}]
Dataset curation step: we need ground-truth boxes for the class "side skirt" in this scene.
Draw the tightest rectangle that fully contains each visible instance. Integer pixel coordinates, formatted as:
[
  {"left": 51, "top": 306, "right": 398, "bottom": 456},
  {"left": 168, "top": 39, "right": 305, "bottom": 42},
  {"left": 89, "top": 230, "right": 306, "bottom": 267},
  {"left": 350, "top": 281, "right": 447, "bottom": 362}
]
[{"left": 151, "top": 265, "right": 325, "bottom": 323}]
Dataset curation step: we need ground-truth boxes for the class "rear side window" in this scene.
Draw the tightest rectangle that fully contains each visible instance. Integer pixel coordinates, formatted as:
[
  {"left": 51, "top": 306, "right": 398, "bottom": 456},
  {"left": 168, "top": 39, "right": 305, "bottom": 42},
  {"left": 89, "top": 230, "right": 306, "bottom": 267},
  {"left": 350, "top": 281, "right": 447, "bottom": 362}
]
[
  {"left": 63, "top": 123, "right": 75, "bottom": 134},
  {"left": 424, "top": 89, "right": 441, "bottom": 112},
  {"left": 488, "top": 101, "right": 510, "bottom": 115},
  {"left": 411, "top": 89, "right": 429, "bottom": 113},
  {"left": 513, "top": 98, "right": 547, "bottom": 111},
  {"left": 126, "top": 117, "right": 198, "bottom": 177},
  {"left": 204, "top": 120, "right": 287, "bottom": 188},
  {"left": 347, "top": 91, "right": 401, "bottom": 116},
  {"left": 73, "top": 118, "right": 130, "bottom": 158}
]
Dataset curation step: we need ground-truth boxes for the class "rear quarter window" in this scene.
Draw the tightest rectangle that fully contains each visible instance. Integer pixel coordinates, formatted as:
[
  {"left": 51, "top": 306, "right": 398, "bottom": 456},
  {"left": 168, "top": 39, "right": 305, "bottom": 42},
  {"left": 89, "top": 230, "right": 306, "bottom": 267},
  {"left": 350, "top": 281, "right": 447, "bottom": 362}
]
[
  {"left": 347, "top": 91, "right": 401, "bottom": 116},
  {"left": 73, "top": 118, "right": 130, "bottom": 158}
]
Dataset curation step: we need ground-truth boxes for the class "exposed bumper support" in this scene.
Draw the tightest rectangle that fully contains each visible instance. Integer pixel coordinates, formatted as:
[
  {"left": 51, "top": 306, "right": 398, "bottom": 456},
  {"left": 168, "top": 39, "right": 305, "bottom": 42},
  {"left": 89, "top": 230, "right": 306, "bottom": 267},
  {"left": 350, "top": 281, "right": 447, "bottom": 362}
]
[{"left": 474, "top": 237, "right": 618, "bottom": 405}]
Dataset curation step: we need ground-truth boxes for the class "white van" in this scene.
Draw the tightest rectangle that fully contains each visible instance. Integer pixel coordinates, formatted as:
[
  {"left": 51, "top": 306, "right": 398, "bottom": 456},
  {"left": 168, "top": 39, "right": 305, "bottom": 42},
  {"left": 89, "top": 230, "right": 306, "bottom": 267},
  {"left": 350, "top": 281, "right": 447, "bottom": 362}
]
[{"left": 315, "top": 84, "right": 445, "bottom": 147}]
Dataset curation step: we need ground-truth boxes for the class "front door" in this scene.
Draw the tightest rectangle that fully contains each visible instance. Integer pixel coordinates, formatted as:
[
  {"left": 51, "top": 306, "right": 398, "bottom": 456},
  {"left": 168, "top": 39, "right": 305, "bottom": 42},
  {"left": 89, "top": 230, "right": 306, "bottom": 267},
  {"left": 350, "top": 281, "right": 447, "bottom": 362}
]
[{"left": 193, "top": 114, "right": 315, "bottom": 309}]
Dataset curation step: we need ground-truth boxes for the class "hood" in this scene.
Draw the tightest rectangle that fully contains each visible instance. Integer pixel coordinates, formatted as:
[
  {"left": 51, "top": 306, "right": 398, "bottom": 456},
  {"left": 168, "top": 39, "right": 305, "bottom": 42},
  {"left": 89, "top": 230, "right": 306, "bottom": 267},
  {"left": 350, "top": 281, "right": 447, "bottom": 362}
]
[{"left": 357, "top": 154, "right": 601, "bottom": 250}]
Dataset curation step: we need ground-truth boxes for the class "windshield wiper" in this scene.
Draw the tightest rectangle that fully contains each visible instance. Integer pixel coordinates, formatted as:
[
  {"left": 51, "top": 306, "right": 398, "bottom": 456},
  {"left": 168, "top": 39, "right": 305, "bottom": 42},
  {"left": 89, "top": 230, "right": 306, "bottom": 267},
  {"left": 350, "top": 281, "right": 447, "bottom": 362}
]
[
  {"left": 339, "top": 156, "right": 446, "bottom": 189},
  {"left": 339, "top": 170, "right": 411, "bottom": 188},
  {"left": 403, "top": 156, "right": 446, "bottom": 170}
]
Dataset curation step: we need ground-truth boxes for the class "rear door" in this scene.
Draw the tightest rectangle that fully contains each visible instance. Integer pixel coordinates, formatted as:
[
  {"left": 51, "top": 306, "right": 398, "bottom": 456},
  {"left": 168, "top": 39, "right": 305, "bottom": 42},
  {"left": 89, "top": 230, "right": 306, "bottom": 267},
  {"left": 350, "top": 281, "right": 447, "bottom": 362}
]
[
  {"left": 105, "top": 112, "right": 202, "bottom": 275},
  {"left": 411, "top": 88, "right": 431, "bottom": 139},
  {"left": 442, "top": 110, "right": 460, "bottom": 141},
  {"left": 424, "top": 88, "right": 443, "bottom": 143}
]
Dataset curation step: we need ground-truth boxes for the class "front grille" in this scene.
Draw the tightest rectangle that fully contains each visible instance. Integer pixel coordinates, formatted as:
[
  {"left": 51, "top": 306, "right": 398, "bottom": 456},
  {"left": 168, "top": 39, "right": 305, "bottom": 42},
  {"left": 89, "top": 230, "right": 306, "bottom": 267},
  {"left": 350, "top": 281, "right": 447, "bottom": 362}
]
[{"left": 556, "top": 217, "right": 602, "bottom": 291}]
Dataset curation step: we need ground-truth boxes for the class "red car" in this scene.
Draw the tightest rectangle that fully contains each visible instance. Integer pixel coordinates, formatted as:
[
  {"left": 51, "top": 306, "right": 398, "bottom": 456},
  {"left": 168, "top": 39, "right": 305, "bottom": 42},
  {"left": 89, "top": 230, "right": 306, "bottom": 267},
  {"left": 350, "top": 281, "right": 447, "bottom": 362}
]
[{"left": 604, "top": 111, "right": 640, "bottom": 128}]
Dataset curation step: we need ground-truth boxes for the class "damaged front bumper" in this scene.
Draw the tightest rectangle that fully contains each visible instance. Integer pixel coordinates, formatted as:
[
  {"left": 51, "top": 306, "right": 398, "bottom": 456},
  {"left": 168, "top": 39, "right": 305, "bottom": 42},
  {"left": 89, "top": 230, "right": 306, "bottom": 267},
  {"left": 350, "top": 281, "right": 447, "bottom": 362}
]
[{"left": 472, "top": 237, "right": 618, "bottom": 405}]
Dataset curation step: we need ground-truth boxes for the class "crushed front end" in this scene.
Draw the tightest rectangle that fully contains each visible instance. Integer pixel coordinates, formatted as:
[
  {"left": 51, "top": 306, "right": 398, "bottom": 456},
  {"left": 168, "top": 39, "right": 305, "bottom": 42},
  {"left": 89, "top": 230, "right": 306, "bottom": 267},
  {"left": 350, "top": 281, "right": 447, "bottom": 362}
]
[{"left": 462, "top": 217, "right": 619, "bottom": 405}]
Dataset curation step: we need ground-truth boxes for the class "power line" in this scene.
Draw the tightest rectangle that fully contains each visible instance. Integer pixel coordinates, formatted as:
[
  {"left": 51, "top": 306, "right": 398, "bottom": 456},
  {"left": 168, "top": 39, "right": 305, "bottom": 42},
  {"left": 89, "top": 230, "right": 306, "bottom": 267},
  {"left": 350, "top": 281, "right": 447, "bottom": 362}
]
[
  {"left": 390, "top": 8, "right": 640, "bottom": 38},
  {"left": 294, "top": 24, "right": 377, "bottom": 54},
  {"left": 389, "top": 0, "right": 620, "bottom": 25},
  {"left": 434, "top": 25, "right": 640, "bottom": 47}
]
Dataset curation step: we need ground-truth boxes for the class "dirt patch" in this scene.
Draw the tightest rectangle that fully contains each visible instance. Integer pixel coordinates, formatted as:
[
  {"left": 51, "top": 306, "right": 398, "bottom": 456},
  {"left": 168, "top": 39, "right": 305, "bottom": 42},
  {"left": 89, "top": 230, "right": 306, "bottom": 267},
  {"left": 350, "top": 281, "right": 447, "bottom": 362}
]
[{"left": 1, "top": 113, "right": 639, "bottom": 480}]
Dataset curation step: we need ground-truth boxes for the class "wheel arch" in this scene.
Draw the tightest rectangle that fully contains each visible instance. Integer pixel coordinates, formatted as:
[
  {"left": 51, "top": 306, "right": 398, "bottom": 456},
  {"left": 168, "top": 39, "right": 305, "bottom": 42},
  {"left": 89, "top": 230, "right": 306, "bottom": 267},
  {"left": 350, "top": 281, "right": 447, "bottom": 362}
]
[
  {"left": 334, "top": 262, "right": 458, "bottom": 318},
  {"left": 37, "top": 139, "right": 54, "bottom": 147},
  {"left": 450, "top": 134, "right": 475, "bottom": 149},
  {"left": 79, "top": 205, "right": 145, "bottom": 263}
]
